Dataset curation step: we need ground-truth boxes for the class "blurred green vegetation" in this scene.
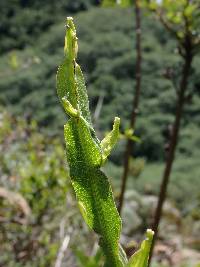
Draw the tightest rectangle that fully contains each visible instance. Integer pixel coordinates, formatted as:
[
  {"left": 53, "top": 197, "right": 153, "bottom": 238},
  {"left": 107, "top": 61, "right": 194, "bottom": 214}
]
[
  {"left": 0, "top": 108, "right": 69, "bottom": 266},
  {"left": 0, "top": 1, "right": 200, "bottom": 266},
  {"left": 0, "top": 6, "right": 200, "bottom": 161}
]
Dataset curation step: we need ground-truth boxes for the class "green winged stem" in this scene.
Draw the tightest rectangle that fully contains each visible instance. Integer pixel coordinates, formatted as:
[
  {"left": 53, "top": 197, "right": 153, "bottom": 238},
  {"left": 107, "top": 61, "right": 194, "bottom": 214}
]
[
  {"left": 56, "top": 17, "right": 154, "bottom": 267},
  {"left": 57, "top": 17, "right": 125, "bottom": 267}
]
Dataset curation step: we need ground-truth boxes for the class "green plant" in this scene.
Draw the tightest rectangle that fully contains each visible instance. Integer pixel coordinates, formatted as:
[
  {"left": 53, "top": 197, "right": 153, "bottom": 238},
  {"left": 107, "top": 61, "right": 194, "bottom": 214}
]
[{"left": 57, "top": 17, "right": 154, "bottom": 267}]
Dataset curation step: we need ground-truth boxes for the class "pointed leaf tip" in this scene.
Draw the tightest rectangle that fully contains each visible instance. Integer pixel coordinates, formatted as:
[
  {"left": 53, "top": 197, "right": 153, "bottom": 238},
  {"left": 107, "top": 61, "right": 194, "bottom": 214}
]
[
  {"left": 146, "top": 229, "right": 154, "bottom": 241},
  {"left": 101, "top": 117, "right": 120, "bottom": 164},
  {"left": 127, "top": 229, "right": 154, "bottom": 267},
  {"left": 114, "top": 116, "right": 120, "bottom": 125},
  {"left": 66, "top": 17, "right": 75, "bottom": 31},
  {"left": 62, "top": 97, "right": 79, "bottom": 118},
  {"left": 64, "top": 17, "right": 78, "bottom": 58}
]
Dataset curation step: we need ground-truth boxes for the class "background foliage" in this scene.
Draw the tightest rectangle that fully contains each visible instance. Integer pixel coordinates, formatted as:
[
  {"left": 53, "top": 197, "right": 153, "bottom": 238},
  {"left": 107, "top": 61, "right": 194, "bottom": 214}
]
[{"left": 0, "top": 1, "right": 200, "bottom": 266}]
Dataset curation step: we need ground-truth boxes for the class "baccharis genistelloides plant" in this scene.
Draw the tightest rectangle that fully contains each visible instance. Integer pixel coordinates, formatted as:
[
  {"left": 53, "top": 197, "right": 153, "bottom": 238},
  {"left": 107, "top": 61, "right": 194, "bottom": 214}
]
[{"left": 56, "top": 17, "right": 154, "bottom": 267}]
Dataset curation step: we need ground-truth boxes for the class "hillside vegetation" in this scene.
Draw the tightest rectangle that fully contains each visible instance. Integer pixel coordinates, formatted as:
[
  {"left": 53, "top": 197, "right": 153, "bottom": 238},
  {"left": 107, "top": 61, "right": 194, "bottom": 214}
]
[{"left": 0, "top": 1, "right": 200, "bottom": 266}]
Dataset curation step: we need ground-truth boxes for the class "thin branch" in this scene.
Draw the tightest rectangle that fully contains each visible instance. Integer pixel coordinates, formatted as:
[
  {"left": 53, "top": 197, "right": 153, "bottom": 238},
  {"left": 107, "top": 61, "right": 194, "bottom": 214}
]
[
  {"left": 55, "top": 235, "right": 70, "bottom": 267},
  {"left": 156, "top": 10, "right": 182, "bottom": 43},
  {"left": 148, "top": 15, "right": 193, "bottom": 264},
  {"left": 118, "top": 0, "right": 142, "bottom": 214}
]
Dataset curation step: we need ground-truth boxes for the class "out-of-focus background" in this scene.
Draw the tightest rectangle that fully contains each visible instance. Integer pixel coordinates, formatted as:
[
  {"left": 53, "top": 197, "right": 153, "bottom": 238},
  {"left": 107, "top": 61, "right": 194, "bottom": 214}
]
[{"left": 0, "top": 1, "right": 200, "bottom": 266}]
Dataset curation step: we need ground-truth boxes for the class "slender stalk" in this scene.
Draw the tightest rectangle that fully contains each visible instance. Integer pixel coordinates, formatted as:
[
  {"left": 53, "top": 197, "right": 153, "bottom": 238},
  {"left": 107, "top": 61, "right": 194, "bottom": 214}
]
[
  {"left": 148, "top": 33, "right": 193, "bottom": 265},
  {"left": 118, "top": 0, "right": 142, "bottom": 214},
  {"left": 55, "top": 235, "right": 70, "bottom": 267}
]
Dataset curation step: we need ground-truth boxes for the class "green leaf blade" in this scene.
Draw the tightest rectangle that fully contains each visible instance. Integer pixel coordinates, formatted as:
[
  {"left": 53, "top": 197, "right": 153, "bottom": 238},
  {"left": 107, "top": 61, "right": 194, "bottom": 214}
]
[
  {"left": 101, "top": 117, "right": 120, "bottom": 164},
  {"left": 64, "top": 116, "right": 124, "bottom": 266},
  {"left": 75, "top": 63, "right": 92, "bottom": 125},
  {"left": 127, "top": 229, "right": 154, "bottom": 267}
]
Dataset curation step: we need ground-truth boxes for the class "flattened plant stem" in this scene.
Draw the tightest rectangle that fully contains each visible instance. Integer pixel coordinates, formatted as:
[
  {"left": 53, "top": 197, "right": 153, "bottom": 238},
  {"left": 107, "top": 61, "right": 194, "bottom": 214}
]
[
  {"left": 118, "top": 0, "right": 142, "bottom": 214},
  {"left": 57, "top": 15, "right": 154, "bottom": 267}
]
